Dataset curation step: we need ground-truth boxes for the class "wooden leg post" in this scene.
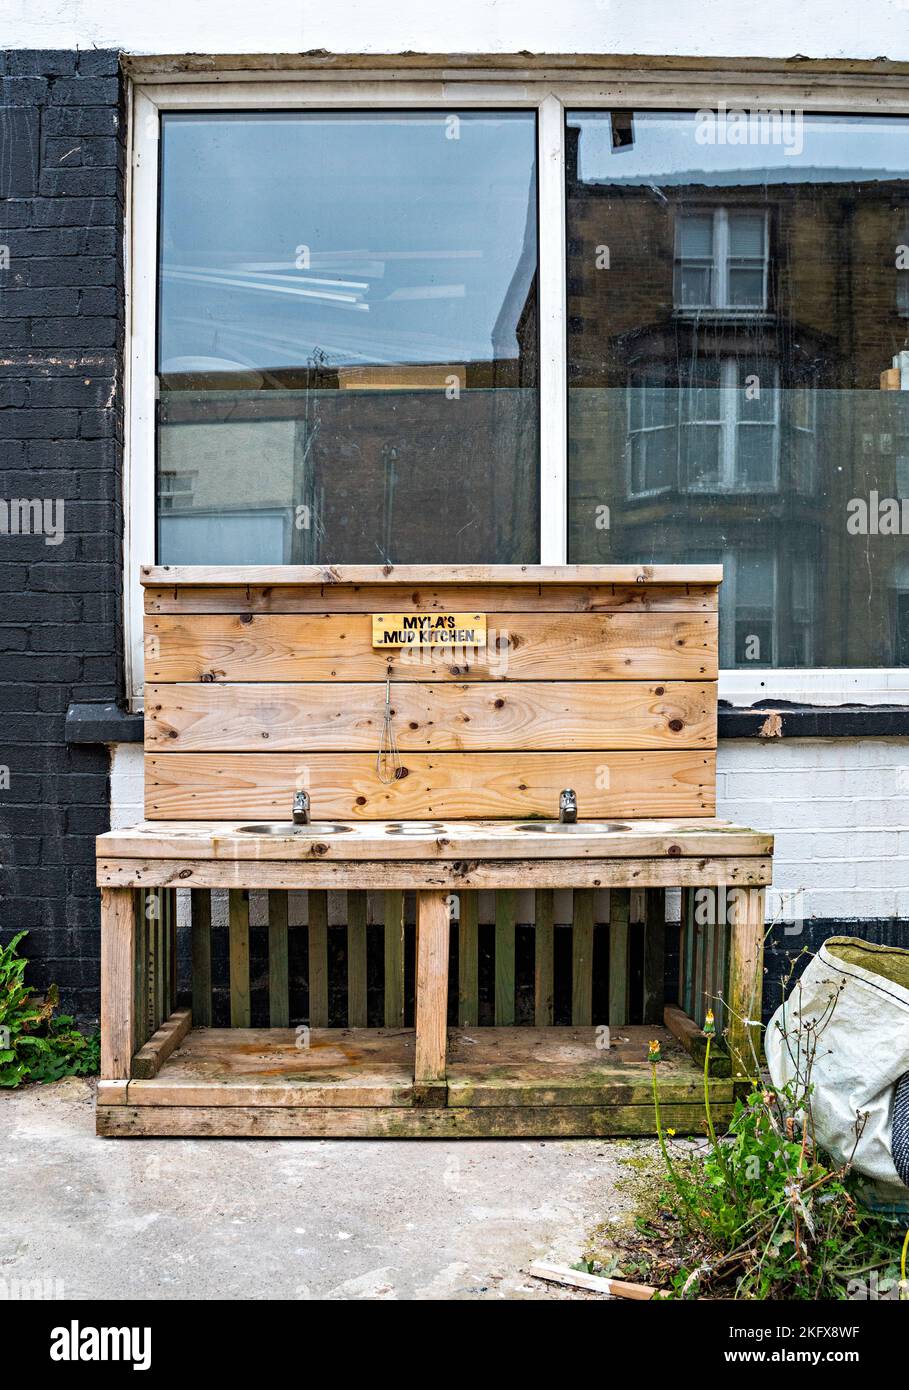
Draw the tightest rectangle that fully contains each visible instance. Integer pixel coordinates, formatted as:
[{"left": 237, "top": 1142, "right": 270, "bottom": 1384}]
[
  {"left": 414, "top": 889, "right": 450, "bottom": 1101},
  {"left": 100, "top": 886, "right": 137, "bottom": 1082},
  {"left": 726, "top": 887, "right": 765, "bottom": 1080}
]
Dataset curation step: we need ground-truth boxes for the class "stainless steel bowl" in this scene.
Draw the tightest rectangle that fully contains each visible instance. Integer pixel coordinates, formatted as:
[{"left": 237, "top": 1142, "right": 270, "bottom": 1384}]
[
  {"left": 515, "top": 821, "right": 631, "bottom": 834},
  {"left": 233, "top": 822, "right": 354, "bottom": 836}
]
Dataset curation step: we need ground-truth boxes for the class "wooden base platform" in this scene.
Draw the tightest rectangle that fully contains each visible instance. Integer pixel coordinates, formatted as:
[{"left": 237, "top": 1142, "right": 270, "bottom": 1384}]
[{"left": 97, "top": 1024, "right": 732, "bottom": 1138}]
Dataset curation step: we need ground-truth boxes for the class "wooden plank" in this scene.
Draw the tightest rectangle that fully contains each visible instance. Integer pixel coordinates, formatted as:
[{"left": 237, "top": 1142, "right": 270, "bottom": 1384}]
[
  {"left": 145, "top": 611, "right": 718, "bottom": 683},
  {"left": 534, "top": 888, "right": 555, "bottom": 1027},
  {"left": 663, "top": 1004, "right": 731, "bottom": 1077},
  {"left": 571, "top": 888, "right": 595, "bottom": 1026},
  {"left": 145, "top": 680, "right": 717, "bottom": 753},
  {"left": 145, "top": 582, "right": 719, "bottom": 615},
  {"left": 190, "top": 889, "right": 212, "bottom": 1028},
  {"left": 131, "top": 1008, "right": 192, "bottom": 1080},
  {"left": 141, "top": 563, "right": 724, "bottom": 587},
  {"left": 98, "top": 855, "right": 774, "bottom": 892},
  {"left": 457, "top": 891, "right": 479, "bottom": 1027},
  {"left": 308, "top": 890, "right": 329, "bottom": 1028},
  {"left": 101, "top": 818, "right": 774, "bottom": 863},
  {"left": 228, "top": 889, "right": 250, "bottom": 1028},
  {"left": 346, "top": 890, "right": 368, "bottom": 1028},
  {"left": 96, "top": 1079, "right": 129, "bottom": 1105},
  {"left": 494, "top": 889, "right": 516, "bottom": 1025},
  {"left": 133, "top": 888, "right": 146, "bottom": 1052},
  {"left": 98, "top": 1100, "right": 733, "bottom": 1139},
  {"left": 608, "top": 889, "right": 630, "bottom": 1027},
  {"left": 383, "top": 889, "right": 405, "bottom": 1028},
  {"left": 414, "top": 890, "right": 451, "bottom": 1086},
  {"left": 680, "top": 887, "right": 695, "bottom": 1018},
  {"left": 528, "top": 1262, "right": 656, "bottom": 1300},
  {"left": 100, "top": 887, "right": 136, "bottom": 1081},
  {"left": 726, "top": 887, "right": 765, "bottom": 1079},
  {"left": 268, "top": 890, "right": 290, "bottom": 1028},
  {"left": 143, "top": 890, "right": 157, "bottom": 1041},
  {"left": 144, "top": 750, "right": 715, "bottom": 821},
  {"left": 642, "top": 888, "right": 666, "bottom": 1025},
  {"left": 154, "top": 887, "right": 164, "bottom": 1031}
]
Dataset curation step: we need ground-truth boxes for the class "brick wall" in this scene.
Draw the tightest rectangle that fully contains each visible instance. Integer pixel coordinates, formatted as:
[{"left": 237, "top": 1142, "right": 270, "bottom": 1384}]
[{"left": 0, "top": 49, "right": 125, "bottom": 1023}]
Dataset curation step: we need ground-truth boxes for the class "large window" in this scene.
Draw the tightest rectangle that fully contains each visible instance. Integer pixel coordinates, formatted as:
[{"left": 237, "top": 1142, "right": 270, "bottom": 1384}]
[
  {"left": 567, "top": 109, "right": 909, "bottom": 669},
  {"left": 129, "top": 81, "right": 909, "bottom": 699},
  {"left": 156, "top": 111, "right": 539, "bottom": 565}
]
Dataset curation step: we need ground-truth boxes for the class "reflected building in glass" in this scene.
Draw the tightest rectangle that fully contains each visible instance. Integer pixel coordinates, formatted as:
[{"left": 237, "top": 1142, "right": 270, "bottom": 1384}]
[{"left": 566, "top": 110, "right": 909, "bottom": 667}]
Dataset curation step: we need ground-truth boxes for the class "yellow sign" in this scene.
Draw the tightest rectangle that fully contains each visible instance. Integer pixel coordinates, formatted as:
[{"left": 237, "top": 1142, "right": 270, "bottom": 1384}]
[{"left": 372, "top": 613, "right": 487, "bottom": 648}]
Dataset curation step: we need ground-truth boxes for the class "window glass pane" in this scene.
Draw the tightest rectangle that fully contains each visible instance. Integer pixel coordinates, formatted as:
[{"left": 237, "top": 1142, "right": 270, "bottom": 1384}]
[
  {"left": 728, "top": 265, "right": 765, "bottom": 306},
  {"left": 677, "top": 214, "right": 714, "bottom": 257},
  {"left": 157, "top": 111, "right": 539, "bottom": 563},
  {"left": 567, "top": 108, "right": 909, "bottom": 666},
  {"left": 728, "top": 212, "right": 765, "bottom": 257}
]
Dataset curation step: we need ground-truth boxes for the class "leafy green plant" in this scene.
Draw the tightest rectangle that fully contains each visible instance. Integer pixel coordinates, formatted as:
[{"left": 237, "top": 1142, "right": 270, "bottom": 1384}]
[
  {"left": 637, "top": 994, "right": 906, "bottom": 1299},
  {"left": 0, "top": 932, "right": 100, "bottom": 1087}
]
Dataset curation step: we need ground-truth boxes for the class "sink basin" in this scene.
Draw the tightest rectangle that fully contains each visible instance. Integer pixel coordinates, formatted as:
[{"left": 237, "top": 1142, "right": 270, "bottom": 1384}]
[
  {"left": 233, "top": 822, "right": 354, "bottom": 837},
  {"left": 385, "top": 822, "right": 446, "bottom": 836},
  {"left": 515, "top": 821, "right": 631, "bottom": 834}
]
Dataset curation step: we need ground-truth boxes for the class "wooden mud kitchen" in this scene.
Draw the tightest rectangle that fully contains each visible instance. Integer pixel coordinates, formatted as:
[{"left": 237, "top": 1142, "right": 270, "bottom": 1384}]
[{"left": 96, "top": 564, "right": 772, "bottom": 1138}]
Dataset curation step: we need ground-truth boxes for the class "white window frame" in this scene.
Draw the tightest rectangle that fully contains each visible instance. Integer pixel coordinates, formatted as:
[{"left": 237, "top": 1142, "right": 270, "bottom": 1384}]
[
  {"left": 124, "top": 67, "right": 909, "bottom": 711},
  {"left": 674, "top": 207, "right": 769, "bottom": 315}
]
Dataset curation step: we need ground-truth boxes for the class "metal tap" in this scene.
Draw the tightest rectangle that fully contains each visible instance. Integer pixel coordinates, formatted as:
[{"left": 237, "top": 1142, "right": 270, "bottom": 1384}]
[
  {"left": 292, "top": 790, "right": 310, "bottom": 825},
  {"left": 559, "top": 788, "right": 578, "bottom": 823}
]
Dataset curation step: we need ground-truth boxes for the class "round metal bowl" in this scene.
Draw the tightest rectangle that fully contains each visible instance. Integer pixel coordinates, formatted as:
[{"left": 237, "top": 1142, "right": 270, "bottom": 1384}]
[
  {"left": 384, "top": 822, "right": 446, "bottom": 836},
  {"left": 515, "top": 821, "right": 631, "bottom": 834},
  {"left": 233, "top": 823, "right": 354, "bottom": 836}
]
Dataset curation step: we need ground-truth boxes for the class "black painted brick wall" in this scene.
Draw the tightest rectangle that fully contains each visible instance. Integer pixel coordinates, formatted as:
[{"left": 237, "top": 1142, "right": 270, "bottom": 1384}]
[{"left": 0, "top": 49, "right": 125, "bottom": 1024}]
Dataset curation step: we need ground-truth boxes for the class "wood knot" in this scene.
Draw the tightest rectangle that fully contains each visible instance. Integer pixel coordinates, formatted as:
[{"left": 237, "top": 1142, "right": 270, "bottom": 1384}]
[
  {"left": 667, "top": 844, "right": 681, "bottom": 856},
  {"left": 668, "top": 719, "right": 684, "bottom": 732}
]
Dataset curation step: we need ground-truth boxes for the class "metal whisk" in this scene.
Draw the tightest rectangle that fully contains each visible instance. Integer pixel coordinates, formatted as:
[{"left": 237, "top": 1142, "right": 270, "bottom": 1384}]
[{"left": 376, "top": 673, "right": 401, "bottom": 784}]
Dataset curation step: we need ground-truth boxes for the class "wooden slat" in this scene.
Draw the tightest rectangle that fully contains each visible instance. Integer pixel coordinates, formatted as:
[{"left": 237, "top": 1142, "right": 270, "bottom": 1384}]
[
  {"left": 346, "top": 890, "right": 368, "bottom": 1028},
  {"left": 494, "top": 889, "right": 516, "bottom": 1025},
  {"left": 457, "top": 891, "right": 479, "bottom": 1027},
  {"left": 145, "top": 612, "right": 718, "bottom": 683},
  {"left": 133, "top": 888, "right": 146, "bottom": 1051},
  {"left": 228, "top": 889, "right": 250, "bottom": 1028},
  {"left": 608, "top": 889, "right": 630, "bottom": 1027},
  {"left": 143, "top": 890, "right": 157, "bottom": 1040},
  {"left": 571, "top": 889, "right": 595, "bottom": 1026},
  {"left": 191, "top": 889, "right": 212, "bottom": 1027},
  {"left": 534, "top": 888, "right": 555, "bottom": 1027},
  {"left": 141, "top": 563, "right": 723, "bottom": 587},
  {"left": 414, "top": 890, "right": 450, "bottom": 1086},
  {"left": 101, "top": 818, "right": 773, "bottom": 862},
  {"left": 268, "top": 890, "right": 290, "bottom": 1028},
  {"left": 131, "top": 1007, "right": 192, "bottom": 1080},
  {"left": 383, "top": 889, "right": 405, "bottom": 1028},
  {"left": 145, "top": 750, "right": 715, "bottom": 820},
  {"left": 642, "top": 889, "right": 666, "bottom": 1025},
  {"left": 308, "top": 890, "right": 329, "bottom": 1028},
  {"left": 726, "top": 887, "right": 765, "bottom": 1078},
  {"left": 692, "top": 894, "right": 706, "bottom": 1027},
  {"left": 99, "top": 855, "right": 774, "bottom": 891},
  {"left": 146, "top": 680, "right": 716, "bottom": 753},
  {"left": 100, "top": 887, "right": 136, "bottom": 1081},
  {"left": 154, "top": 888, "right": 165, "bottom": 1031},
  {"left": 145, "top": 582, "right": 719, "bottom": 615}
]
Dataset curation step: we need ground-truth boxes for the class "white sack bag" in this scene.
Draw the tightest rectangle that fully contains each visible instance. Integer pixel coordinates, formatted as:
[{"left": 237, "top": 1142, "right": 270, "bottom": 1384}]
[{"left": 765, "top": 937, "right": 909, "bottom": 1209}]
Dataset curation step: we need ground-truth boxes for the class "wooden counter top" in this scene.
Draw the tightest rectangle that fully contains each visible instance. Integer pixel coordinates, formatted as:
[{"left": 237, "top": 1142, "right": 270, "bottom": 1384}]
[{"left": 97, "top": 817, "right": 771, "bottom": 862}]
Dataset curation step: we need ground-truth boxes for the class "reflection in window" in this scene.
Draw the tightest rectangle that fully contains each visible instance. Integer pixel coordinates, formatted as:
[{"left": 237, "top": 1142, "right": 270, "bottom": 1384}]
[
  {"left": 674, "top": 209, "right": 768, "bottom": 313},
  {"left": 156, "top": 112, "right": 539, "bottom": 564},
  {"left": 567, "top": 109, "right": 909, "bottom": 667}
]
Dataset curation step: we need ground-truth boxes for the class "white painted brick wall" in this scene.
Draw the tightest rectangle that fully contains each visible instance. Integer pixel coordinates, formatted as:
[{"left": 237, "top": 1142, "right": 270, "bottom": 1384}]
[
  {"left": 110, "top": 737, "right": 909, "bottom": 923},
  {"left": 718, "top": 739, "right": 909, "bottom": 921}
]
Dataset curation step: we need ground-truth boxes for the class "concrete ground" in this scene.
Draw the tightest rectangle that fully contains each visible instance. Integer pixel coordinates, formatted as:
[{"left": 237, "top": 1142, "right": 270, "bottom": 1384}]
[{"left": 0, "top": 1078, "right": 653, "bottom": 1300}]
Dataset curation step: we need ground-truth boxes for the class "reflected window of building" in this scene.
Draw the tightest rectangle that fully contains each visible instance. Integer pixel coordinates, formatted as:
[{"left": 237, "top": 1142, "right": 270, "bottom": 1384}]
[
  {"left": 567, "top": 108, "right": 909, "bottom": 668},
  {"left": 674, "top": 209, "right": 768, "bottom": 314}
]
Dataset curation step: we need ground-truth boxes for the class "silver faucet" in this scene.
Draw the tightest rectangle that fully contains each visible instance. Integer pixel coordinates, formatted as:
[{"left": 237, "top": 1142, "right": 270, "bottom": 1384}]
[
  {"left": 292, "top": 790, "right": 310, "bottom": 825},
  {"left": 559, "top": 789, "right": 578, "bottom": 823}
]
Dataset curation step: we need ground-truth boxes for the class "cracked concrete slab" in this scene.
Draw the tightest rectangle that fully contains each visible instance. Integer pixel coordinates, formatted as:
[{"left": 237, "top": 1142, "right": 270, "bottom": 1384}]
[{"left": 1, "top": 1078, "right": 653, "bottom": 1300}]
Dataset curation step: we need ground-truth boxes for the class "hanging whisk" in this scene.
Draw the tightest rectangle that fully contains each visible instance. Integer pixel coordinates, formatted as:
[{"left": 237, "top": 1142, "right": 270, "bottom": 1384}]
[{"left": 376, "top": 673, "right": 401, "bottom": 785}]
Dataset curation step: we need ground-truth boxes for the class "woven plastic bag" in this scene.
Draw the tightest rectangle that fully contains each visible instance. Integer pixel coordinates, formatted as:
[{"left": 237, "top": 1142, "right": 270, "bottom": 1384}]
[{"left": 765, "top": 937, "right": 909, "bottom": 1212}]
